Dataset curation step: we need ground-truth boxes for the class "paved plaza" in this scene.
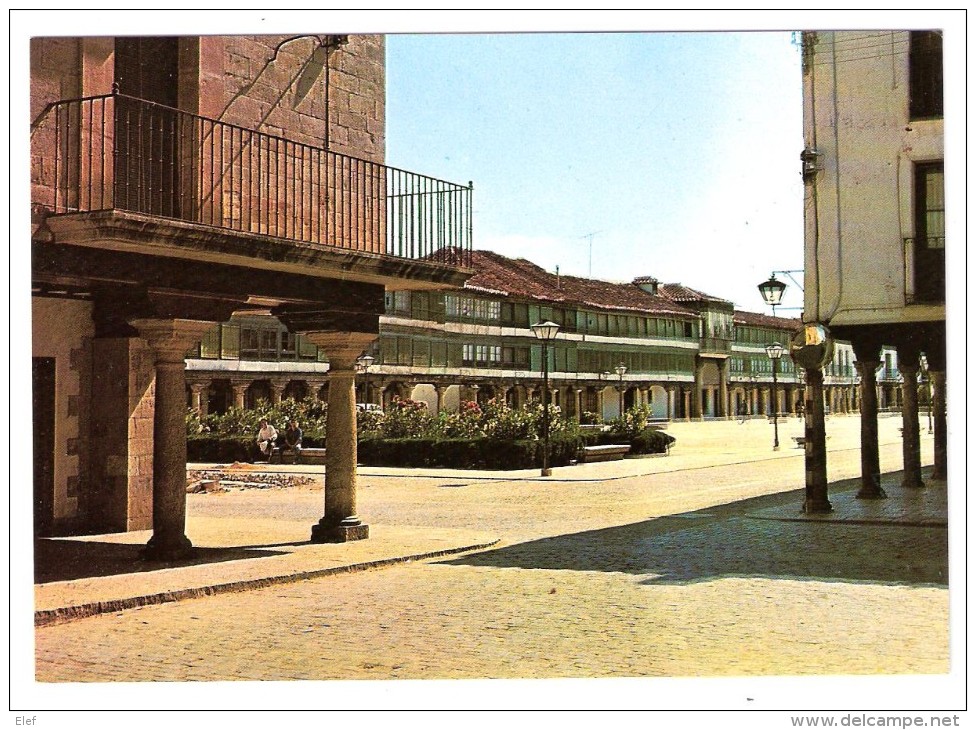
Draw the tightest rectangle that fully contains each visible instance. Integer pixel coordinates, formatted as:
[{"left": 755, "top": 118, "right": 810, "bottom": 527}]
[{"left": 24, "top": 415, "right": 957, "bottom": 707}]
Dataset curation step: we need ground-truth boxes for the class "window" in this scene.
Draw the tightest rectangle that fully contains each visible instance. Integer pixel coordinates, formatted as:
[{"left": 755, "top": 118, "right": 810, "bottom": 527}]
[
  {"left": 909, "top": 31, "right": 943, "bottom": 120},
  {"left": 199, "top": 326, "right": 221, "bottom": 359},
  {"left": 280, "top": 332, "right": 297, "bottom": 360},
  {"left": 914, "top": 162, "right": 945, "bottom": 302},
  {"left": 385, "top": 291, "right": 410, "bottom": 315},
  {"left": 240, "top": 327, "right": 278, "bottom": 360}
]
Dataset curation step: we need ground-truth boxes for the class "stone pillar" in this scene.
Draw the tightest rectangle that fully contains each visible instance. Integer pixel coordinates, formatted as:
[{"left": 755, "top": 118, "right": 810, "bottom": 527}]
[
  {"left": 718, "top": 360, "right": 729, "bottom": 418},
  {"left": 803, "top": 367, "right": 832, "bottom": 514},
  {"left": 130, "top": 318, "right": 213, "bottom": 560},
  {"left": 683, "top": 388, "right": 691, "bottom": 421},
  {"left": 574, "top": 388, "right": 583, "bottom": 419},
  {"left": 930, "top": 370, "right": 947, "bottom": 480},
  {"left": 435, "top": 384, "right": 448, "bottom": 413},
  {"left": 692, "top": 360, "right": 703, "bottom": 419},
  {"left": 270, "top": 379, "right": 287, "bottom": 405},
  {"left": 898, "top": 350, "right": 924, "bottom": 489},
  {"left": 666, "top": 386, "right": 674, "bottom": 420},
  {"left": 307, "top": 380, "right": 326, "bottom": 402},
  {"left": 853, "top": 350, "right": 885, "bottom": 499},
  {"left": 305, "top": 332, "right": 375, "bottom": 543},
  {"left": 189, "top": 381, "right": 208, "bottom": 417},
  {"left": 231, "top": 379, "right": 248, "bottom": 410}
]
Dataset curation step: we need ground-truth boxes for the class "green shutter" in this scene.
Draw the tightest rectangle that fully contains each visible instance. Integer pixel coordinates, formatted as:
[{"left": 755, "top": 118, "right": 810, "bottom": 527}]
[{"left": 221, "top": 324, "right": 240, "bottom": 358}]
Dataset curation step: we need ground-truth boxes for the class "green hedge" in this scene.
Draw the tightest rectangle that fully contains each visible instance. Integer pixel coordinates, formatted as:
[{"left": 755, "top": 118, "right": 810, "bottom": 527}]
[
  {"left": 357, "top": 432, "right": 585, "bottom": 470},
  {"left": 593, "top": 427, "right": 675, "bottom": 455},
  {"left": 186, "top": 435, "right": 326, "bottom": 463},
  {"left": 186, "top": 429, "right": 674, "bottom": 467}
]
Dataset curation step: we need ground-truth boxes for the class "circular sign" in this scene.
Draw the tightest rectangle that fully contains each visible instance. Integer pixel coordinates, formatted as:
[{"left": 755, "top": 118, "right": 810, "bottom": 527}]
[{"left": 790, "top": 323, "right": 835, "bottom": 370}]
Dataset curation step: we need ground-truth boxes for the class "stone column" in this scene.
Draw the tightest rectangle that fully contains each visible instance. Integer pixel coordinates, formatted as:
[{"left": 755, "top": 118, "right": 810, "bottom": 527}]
[
  {"left": 692, "top": 361, "right": 703, "bottom": 419},
  {"left": 930, "top": 370, "right": 947, "bottom": 480},
  {"left": 189, "top": 381, "right": 208, "bottom": 417},
  {"left": 231, "top": 380, "right": 248, "bottom": 410},
  {"left": 130, "top": 318, "right": 213, "bottom": 560},
  {"left": 666, "top": 385, "right": 674, "bottom": 420},
  {"left": 854, "top": 352, "right": 885, "bottom": 499},
  {"left": 683, "top": 388, "right": 691, "bottom": 421},
  {"left": 718, "top": 360, "right": 729, "bottom": 418},
  {"left": 270, "top": 379, "right": 287, "bottom": 405},
  {"left": 305, "top": 331, "right": 376, "bottom": 543},
  {"left": 307, "top": 380, "right": 326, "bottom": 402},
  {"left": 898, "top": 350, "right": 924, "bottom": 489},
  {"left": 574, "top": 388, "right": 583, "bottom": 419},
  {"left": 435, "top": 384, "right": 448, "bottom": 413},
  {"left": 803, "top": 367, "right": 832, "bottom": 514}
]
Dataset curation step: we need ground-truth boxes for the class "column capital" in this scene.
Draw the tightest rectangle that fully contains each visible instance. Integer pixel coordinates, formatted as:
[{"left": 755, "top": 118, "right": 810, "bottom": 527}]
[
  {"left": 303, "top": 331, "right": 377, "bottom": 370},
  {"left": 129, "top": 318, "right": 213, "bottom": 362}
]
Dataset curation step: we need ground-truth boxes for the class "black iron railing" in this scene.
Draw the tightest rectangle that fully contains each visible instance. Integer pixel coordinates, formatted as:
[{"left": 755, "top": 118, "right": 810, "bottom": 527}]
[{"left": 31, "top": 93, "right": 472, "bottom": 265}]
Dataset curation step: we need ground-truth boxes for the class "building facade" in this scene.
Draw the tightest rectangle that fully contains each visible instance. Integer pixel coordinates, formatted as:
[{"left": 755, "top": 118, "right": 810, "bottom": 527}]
[
  {"left": 798, "top": 29, "right": 946, "bottom": 509},
  {"left": 184, "top": 249, "right": 893, "bottom": 428},
  {"left": 30, "top": 33, "right": 473, "bottom": 551}
]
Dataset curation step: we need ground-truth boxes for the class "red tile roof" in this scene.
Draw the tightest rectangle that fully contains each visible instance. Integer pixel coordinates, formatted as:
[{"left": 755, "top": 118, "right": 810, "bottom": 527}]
[
  {"left": 462, "top": 250, "right": 699, "bottom": 318},
  {"left": 733, "top": 309, "right": 804, "bottom": 332},
  {"left": 658, "top": 283, "right": 734, "bottom": 306}
]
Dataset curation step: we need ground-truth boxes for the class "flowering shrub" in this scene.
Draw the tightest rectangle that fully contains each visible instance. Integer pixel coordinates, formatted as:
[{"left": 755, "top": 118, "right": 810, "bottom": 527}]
[
  {"left": 381, "top": 397, "right": 435, "bottom": 438},
  {"left": 187, "top": 398, "right": 329, "bottom": 440},
  {"left": 434, "top": 399, "right": 485, "bottom": 439},
  {"left": 608, "top": 404, "right": 654, "bottom": 439}
]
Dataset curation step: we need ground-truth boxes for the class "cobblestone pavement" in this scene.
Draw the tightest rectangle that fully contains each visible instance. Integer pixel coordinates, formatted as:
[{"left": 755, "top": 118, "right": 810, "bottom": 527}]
[{"left": 31, "top": 417, "right": 951, "bottom": 688}]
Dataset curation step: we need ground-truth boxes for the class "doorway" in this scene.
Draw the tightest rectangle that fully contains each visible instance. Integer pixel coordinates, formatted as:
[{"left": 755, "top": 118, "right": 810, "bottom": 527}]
[{"left": 33, "top": 358, "right": 56, "bottom": 537}]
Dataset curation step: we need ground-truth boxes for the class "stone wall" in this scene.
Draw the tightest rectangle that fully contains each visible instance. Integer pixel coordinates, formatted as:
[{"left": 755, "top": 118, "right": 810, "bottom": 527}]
[
  {"left": 89, "top": 337, "right": 155, "bottom": 532},
  {"left": 200, "top": 33, "right": 385, "bottom": 162},
  {"left": 32, "top": 297, "right": 93, "bottom": 530}
]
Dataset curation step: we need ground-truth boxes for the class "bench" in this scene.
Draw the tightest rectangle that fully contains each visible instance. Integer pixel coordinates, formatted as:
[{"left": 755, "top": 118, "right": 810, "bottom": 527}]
[
  {"left": 270, "top": 447, "right": 327, "bottom": 465},
  {"left": 578, "top": 444, "right": 631, "bottom": 463},
  {"left": 793, "top": 436, "right": 806, "bottom": 448}
]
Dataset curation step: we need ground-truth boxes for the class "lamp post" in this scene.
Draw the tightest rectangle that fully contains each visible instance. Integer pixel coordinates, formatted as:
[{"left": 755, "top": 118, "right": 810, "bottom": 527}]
[
  {"left": 531, "top": 320, "right": 560, "bottom": 477},
  {"left": 758, "top": 274, "right": 787, "bottom": 316},
  {"left": 615, "top": 363, "right": 627, "bottom": 417},
  {"left": 765, "top": 342, "right": 784, "bottom": 450},
  {"left": 356, "top": 353, "right": 374, "bottom": 406},
  {"left": 921, "top": 355, "right": 933, "bottom": 434}
]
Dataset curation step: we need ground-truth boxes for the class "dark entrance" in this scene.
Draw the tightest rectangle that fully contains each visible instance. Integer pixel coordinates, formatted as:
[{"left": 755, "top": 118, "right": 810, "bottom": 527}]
[
  {"left": 914, "top": 162, "right": 945, "bottom": 303},
  {"left": 33, "top": 358, "right": 56, "bottom": 537}
]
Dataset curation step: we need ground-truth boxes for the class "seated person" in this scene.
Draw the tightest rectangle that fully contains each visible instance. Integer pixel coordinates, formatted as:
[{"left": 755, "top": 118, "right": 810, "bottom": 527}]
[
  {"left": 255, "top": 418, "right": 279, "bottom": 462},
  {"left": 282, "top": 420, "right": 303, "bottom": 464}
]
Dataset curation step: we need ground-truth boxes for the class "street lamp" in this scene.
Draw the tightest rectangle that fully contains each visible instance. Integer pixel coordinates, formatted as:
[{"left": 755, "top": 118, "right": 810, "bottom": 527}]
[
  {"left": 765, "top": 341, "right": 784, "bottom": 450},
  {"left": 356, "top": 353, "right": 374, "bottom": 406},
  {"left": 921, "top": 354, "right": 933, "bottom": 434},
  {"left": 531, "top": 320, "right": 561, "bottom": 477},
  {"left": 615, "top": 363, "right": 627, "bottom": 417},
  {"left": 758, "top": 274, "right": 787, "bottom": 316}
]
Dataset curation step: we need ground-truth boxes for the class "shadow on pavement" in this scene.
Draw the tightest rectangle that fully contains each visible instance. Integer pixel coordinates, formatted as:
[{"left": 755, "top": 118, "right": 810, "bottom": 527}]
[
  {"left": 34, "top": 538, "right": 288, "bottom": 584},
  {"left": 440, "top": 485, "right": 948, "bottom": 587}
]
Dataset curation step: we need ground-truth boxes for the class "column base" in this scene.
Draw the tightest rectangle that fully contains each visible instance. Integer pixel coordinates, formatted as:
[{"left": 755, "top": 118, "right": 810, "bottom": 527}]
[
  {"left": 901, "top": 477, "right": 926, "bottom": 490},
  {"left": 311, "top": 520, "right": 370, "bottom": 543},
  {"left": 802, "top": 497, "right": 833, "bottom": 514},
  {"left": 141, "top": 533, "right": 194, "bottom": 561},
  {"left": 856, "top": 483, "right": 888, "bottom": 500}
]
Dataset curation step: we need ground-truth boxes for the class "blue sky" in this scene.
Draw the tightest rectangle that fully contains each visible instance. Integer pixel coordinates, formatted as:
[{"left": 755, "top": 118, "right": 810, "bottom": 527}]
[{"left": 386, "top": 30, "right": 807, "bottom": 315}]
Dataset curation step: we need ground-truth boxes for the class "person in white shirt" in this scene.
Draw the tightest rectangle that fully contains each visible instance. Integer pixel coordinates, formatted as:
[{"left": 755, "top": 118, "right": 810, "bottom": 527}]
[{"left": 255, "top": 418, "right": 279, "bottom": 462}]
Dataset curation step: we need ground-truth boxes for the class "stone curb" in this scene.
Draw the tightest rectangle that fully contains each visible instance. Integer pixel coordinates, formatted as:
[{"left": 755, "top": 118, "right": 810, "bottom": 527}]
[{"left": 34, "top": 539, "right": 500, "bottom": 628}]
